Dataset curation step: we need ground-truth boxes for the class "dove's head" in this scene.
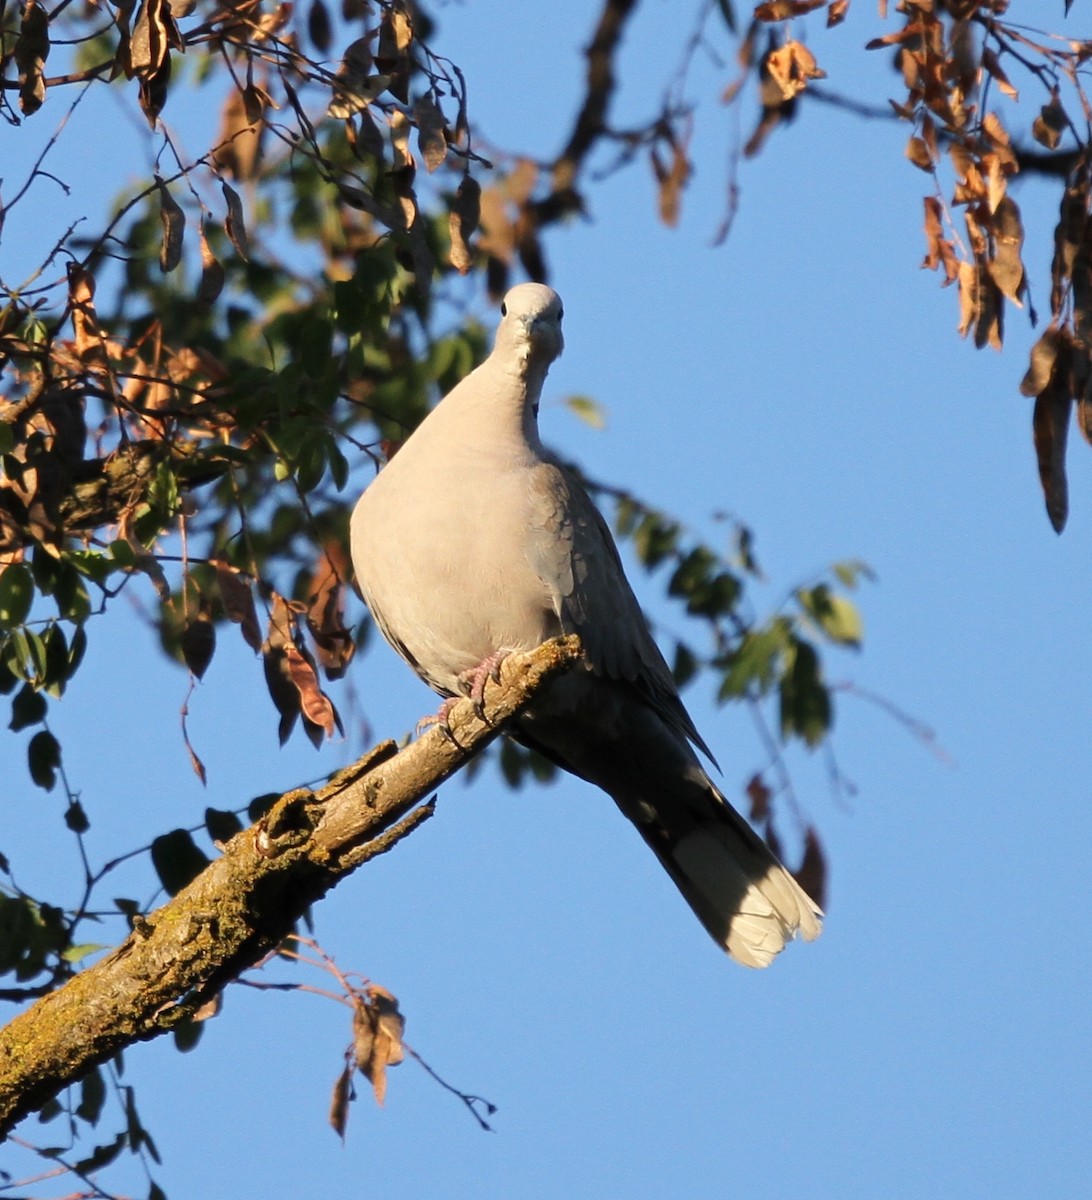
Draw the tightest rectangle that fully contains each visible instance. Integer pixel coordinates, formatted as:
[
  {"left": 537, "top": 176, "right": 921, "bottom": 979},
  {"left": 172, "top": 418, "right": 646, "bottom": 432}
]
[{"left": 494, "top": 284, "right": 565, "bottom": 369}]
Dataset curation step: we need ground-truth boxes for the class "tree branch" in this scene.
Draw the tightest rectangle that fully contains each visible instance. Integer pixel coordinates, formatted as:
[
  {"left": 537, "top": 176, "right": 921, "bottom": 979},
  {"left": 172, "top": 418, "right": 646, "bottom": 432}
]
[{"left": 0, "top": 635, "right": 583, "bottom": 1139}]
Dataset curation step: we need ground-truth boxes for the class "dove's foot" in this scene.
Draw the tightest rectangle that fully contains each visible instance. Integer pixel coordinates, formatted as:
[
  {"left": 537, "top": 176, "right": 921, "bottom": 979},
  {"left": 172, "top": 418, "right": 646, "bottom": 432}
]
[
  {"left": 415, "top": 651, "right": 507, "bottom": 738},
  {"left": 458, "top": 651, "right": 508, "bottom": 717},
  {"left": 416, "top": 696, "right": 461, "bottom": 741}
]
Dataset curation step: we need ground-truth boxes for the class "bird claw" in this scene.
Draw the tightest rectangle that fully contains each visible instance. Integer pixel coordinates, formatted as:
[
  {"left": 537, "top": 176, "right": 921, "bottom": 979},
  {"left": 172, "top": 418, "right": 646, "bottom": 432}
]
[
  {"left": 416, "top": 652, "right": 508, "bottom": 739},
  {"left": 416, "top": 697, "right": 460, "bottom": 741},
  {"left": 459, "top": 651, "right": 508, "bottom": 719}
]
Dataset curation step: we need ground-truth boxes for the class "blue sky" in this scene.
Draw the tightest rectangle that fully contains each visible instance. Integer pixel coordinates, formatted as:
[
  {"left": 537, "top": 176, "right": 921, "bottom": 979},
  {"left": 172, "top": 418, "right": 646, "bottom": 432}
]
[{"left": 3, "top": 3, "right": 1091, "bottom": 1197}]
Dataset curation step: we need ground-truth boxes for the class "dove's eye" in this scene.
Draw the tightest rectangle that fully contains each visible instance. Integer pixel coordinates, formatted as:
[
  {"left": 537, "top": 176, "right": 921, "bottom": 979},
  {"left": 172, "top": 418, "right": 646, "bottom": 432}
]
[{"left": 500, "top": 302, "right": 508, "bottom": 316}]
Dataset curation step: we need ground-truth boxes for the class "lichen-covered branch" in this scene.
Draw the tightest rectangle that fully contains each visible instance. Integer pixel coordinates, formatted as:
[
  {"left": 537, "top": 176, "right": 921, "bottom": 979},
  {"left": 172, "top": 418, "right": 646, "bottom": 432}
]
[{"left": 0, "top": 635, "right": 582, "bottom": 1139}]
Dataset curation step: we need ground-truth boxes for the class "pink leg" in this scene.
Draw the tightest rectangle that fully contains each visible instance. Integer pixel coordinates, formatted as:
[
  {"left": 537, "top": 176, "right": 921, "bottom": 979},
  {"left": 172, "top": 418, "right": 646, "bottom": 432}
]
[
  {"left": 458, "top": 650, "right": 508, "bottom": 713},
  {"left": 416, "top": 650, "right": 509, "bottom": 738}
]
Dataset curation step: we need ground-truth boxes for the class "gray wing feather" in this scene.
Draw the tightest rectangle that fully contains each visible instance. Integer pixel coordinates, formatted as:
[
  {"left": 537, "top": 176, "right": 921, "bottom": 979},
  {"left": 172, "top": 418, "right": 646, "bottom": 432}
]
[{"left": 525, "top": 461, "right": 717, "bottom": 764}]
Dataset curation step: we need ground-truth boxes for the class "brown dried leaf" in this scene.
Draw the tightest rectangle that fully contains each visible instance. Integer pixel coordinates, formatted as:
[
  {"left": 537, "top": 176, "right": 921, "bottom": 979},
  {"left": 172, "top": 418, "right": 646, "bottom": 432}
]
[
  {"left": 981, "top": 113, "right": 1017, "bottom": 174},
  {"left": 981, "top": 46, "right": 1017, "bottom": 101},
  {"left": 905, "top": 135, "right": 932, "bottom": 172},
  {"left": 651, "top": 137, "right": 690, "bottom": 228},
  {"left": 477, "top": 186, "right": 514, "bottom": 264},
  {"left": 956, "top": 259, "right": 979, "bottom": 339},
  {"left": 755, "top": 0, "right": 825, "bottom": 18},
  {"left": 508, "top": 158, "right": 539, "bottom": 206},
  {"left": 307, "top": 545, "right": 355, "bottom": 679},
  {"left": 262, "top": 602, "right": 300, "bottom": 745},
  {"left": 793, "top": 827, "right": 827, "bottom": 912},
  {"left": 214, "top": 560, "right": 262, "bottom": 652},
  {"left": 976, "top": 274, "right": 1003, "bottom": 351},
  {"left": 307, "top": 0, "right": 332, "bottom": 52},
  {"left": 375, "top": 5, "right": 412, "bottom": 102},
  {"left": 128, "top": 0, "right": 181, "bottom": 125},
  {"left": 865, "top": 22, "right": 923, "bottom": 51},
  {"left": 745, "top": 773, "right": 771, "bottom": 823},
  {"left": 1033, "top": 379, "right": 1072, "bottom": 533},
  {"left": 414, "top": 94, "right": 448, "bottom": 173},
  {"left": 390, "top": 108, "right": 413, "bottom": 171},
  {"left": 1051, "top": 176, "right": 1089, "bottom": 319},
  {"left": 329, "top": 1063, "right": 353, "bottom": 1140},
  {"left": 128, "top": 0, "right": 181, "bottom": 76},
  {"left": 449, "top": 175, "right": 481, "bottom": 274},
  {"left": 1078, "top": 376, "right": 1092, "bottom": 447},
  {"left": 1020, "top": 328, "right": 1066, "bottom": 399},
  {"left": 221, "top": 181, "right": 249, "bottom": 260},
  {"left": 284, "top": 643, "right": 337, "bottom": 738},
  {"left": 982, "top": 153, "right": 1006, "bottom": 214},
  {"left": 765, "top": 40, "right": 826, "bottom": 102},
  {"left": 826, "top": 0, "right": 849, "bottom": 26},
  {"left": 355, "top": 987, "right": 405, "bottom": 1107},
  {"left": 185, "top": 728, "right": 207, "bottom": 786},
  {"left": 345, "top": 107, "right": 387, "bottom": 162},
  {"left": 987, "top": 195, "right": 1026, "bottom": 307},
  {"left": 921, "top": 195, "right": 960, "bottom": 284},
  {"left": 156, "top": 176, "right": 185, "bottom": 273},
  {"left": 66, "top": 263, "right": 107, "bottom": 368},
  {"left": 14, "top": 0, "right": 50, "bottom": 117},
  {"left": 197, "top": 223, "right": 226, "bottom": 310},
  {"left": 1033, "top": 91, "right": 1068, "bottom": 151},
  {"left": 213, "top": 84, "right": 264, "bottom": 181},
  {"left": 328, "top": 54, "right": 390, "bottom": 119},
  {"left": 181, "top": 609, "right": 216, "bottom": 679}
]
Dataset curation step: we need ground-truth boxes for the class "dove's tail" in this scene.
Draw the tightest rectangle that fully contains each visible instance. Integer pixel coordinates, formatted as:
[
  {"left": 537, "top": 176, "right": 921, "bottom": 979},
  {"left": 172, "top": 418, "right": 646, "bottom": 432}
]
[
  {"left": 631, "top": 777, "right": 822, "bottom": 968},
  {"left": 517, "top": 680, "right": 822, "bottom": 967}
]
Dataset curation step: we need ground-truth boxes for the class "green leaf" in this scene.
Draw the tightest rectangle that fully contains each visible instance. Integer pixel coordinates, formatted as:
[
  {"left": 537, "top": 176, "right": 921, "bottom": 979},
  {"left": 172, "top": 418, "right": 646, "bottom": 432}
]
[
  {"left": 798, "top": 584, "right": 863, "bottom": 648},
  {"left": 779, "top": 638, "right": 832, "bottom": 747},
  {"left": 148, "top": 1181, "right": 168, "bottom": 1200},
  {"left": 53, "top": 564, "right": 91, "bottom": 623},
  {"left": 246, "top": 792, "right": 280, "bottom": 822},
  {"left": 9, "top": 683, "right": 48, "bottom": 731},
  {"left": 64, "top": 799, "right": 90, "bottom": 833},
  {"left": 173, "top": 1018, "right": 204, "bottom": 1053},
  {"left": 565, "top": 394, "right": 607, "bottom": 429},
  {"left": 0, "top": 647, "right": 19, "bottom": 694},
  {"left": 719, "top": 619, "right": 790, "bottom": 699},
  {"left": 632, "top": 513, "right": 679, "bottom": 571},
  {"left": 109, "top": 538, "right": 139, "bottom": 569},
  {"left": 76, "top": 1066, "right": 107, "bottom": 1126},
  {"left": 67, "top": 623, "right": 88, "bottom": 678},
  {"left": 114, "top": 897, "right": 142, "bottom": 921},
  {"left": 124, "top": 1084, "right": 161, "bottom": 1163},
  {"left": 63, "top": 941, "right": 105, "bottom": 964},
  {"left": 74, "top": 1132, "right": 126, "bottom": 1174},
  {"left": 672, "top": 641, "right": 698, "bottom": 689},
  {"left": 150, "top": 829, "right": 211, "bottom": 896},
  {"left": 28, "top": 729, "right": 61, "bottom": 790},
  {"left": 832, "top": 558, "right": 874, "bottom": 589},
  {"left": 42, "top": 622, "right": 70, "bottom": 697},
  {"left": 204, "top": 806, "right": 244, "bottom": 843},
  {"left": 327, "top": 440, "right": 350, "bottom": 491},
  {"left": 0, "top": 421, "right": 14, "bottom": 455},
  {"left": 65, "top": 548, "right": 118, "bottom": 586},
  {"left": 0, "top": 563, "right": 34, "bottom": 629}
]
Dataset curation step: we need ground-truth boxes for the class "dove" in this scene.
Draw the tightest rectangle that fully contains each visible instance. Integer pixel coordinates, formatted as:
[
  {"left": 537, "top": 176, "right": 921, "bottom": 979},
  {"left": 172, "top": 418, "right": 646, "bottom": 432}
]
[{"left": 350, "top": 283, "right": 821, "bottom": 966}]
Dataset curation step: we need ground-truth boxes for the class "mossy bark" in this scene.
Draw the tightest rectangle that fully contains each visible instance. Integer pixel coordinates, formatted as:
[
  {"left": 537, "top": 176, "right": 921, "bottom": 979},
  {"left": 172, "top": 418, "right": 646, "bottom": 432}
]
[{"left": 0, "top": 635, "right": 582, "bottom": 1138}]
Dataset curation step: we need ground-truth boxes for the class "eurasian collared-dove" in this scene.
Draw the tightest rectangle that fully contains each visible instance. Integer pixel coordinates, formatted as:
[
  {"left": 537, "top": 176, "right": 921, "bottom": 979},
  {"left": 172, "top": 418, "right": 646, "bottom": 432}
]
[{"left": 350, "top": 283, "right": 821, "bottom": 967}]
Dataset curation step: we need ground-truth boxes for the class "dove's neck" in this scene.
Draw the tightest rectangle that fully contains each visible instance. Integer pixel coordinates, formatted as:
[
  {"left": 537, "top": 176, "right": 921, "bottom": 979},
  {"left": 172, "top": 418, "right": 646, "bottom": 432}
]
[{"left": 480, "top": 348, "right": 553, "bottom": 450}]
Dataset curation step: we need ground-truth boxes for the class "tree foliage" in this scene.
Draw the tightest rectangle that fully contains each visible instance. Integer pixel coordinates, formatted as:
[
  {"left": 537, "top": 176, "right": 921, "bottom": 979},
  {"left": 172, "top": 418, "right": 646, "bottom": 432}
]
[{"left": 1, "top": 0, "right": 1086, "bottom": 1190}]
